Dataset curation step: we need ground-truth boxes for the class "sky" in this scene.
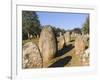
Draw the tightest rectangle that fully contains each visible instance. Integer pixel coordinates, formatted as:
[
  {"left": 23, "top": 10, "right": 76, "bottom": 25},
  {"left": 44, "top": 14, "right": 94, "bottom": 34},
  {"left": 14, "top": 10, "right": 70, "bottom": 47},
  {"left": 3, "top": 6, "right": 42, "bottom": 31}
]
[{"left": 36, "top": 11, "right": 89, "bottom": 30}]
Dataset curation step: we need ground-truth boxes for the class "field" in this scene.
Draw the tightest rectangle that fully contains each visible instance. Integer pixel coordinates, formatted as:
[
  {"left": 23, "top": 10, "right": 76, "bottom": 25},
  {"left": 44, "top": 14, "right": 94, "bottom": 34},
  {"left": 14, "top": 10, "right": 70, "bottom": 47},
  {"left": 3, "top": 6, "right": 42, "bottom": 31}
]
[
  {"left": 23, "top": 37, "right": 89, "bottom": 68},
  {"left": 22, "top": 11, "right": 89, "bottom": 68}
]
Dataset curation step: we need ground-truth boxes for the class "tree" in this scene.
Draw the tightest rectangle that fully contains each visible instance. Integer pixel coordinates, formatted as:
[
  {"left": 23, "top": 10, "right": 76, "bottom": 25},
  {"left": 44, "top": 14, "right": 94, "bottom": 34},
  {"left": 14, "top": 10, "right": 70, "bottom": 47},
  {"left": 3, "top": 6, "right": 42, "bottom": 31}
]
[
  {"left": 53, "top": 27, "right": 66, "bottom": 36},
  {"left": 22, "top": 11, "right": 41, "bottom": 40},
  {"left": 72, "top": 28, "right": 82, "bottom": 34},
  {"left": 82, "top": 17, "right": 89, "bottom": 34}
]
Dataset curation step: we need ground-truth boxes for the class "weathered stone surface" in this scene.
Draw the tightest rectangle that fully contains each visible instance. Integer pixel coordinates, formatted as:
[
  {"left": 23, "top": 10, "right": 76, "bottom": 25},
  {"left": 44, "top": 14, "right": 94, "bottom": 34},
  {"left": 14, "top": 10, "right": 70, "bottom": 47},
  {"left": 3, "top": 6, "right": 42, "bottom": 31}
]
[
  {"left": 22, "top": 42, "right": 43, "bottom": 68},
  {"left": 82, "top": 34, "right": 89, "bottom": 47},
  {"left": 71, "top": 32, "right": 75, "bottom": 40},
  {"left": 81, "top": 48, "right": 89, "bottom": 66},
  {"left": 75, "top": 35, "right": 85, "bottom": 55},
  {"left": 57, "top": 35, "right": 65, "bottom": 50},
  {"left": 39, "top": 26, "right": 57, "bottom": 66},
  {"left": 64, "top": 31, "right": 71, "bottom": 45}
]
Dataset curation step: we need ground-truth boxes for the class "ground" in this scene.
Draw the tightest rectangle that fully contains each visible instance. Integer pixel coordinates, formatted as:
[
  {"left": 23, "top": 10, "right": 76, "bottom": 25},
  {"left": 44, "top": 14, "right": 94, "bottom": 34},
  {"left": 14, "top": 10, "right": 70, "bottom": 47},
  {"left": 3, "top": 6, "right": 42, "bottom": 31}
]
[{"left": 23, "top": 38, "right": 89, "bottom": 68}]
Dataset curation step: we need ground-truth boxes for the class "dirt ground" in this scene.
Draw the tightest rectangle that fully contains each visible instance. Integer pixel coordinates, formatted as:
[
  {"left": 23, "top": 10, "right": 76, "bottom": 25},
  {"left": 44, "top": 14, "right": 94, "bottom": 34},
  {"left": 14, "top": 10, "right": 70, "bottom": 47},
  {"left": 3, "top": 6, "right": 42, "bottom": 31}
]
[{"left": 23, "top": 38, "right": 89, "bottom": 68}]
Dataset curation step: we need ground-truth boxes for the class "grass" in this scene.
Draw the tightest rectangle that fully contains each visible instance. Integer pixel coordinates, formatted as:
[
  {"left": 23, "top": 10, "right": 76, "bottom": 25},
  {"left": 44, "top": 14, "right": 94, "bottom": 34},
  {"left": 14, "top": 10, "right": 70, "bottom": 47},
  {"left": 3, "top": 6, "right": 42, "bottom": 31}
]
[{"left": 22, "top": 38, "right": 39, "bottom": 46}]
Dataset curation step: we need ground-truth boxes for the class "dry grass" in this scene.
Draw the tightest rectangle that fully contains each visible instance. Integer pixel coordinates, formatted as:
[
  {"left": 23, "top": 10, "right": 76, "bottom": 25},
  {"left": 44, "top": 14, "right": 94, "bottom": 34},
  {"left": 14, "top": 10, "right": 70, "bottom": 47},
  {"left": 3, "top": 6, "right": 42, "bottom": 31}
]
[
  {"left": 22, "top": 38, "right": 89, "bottom": 68},
  {"left": 22, "top": 38, "right": 39, "bottom": 46}
]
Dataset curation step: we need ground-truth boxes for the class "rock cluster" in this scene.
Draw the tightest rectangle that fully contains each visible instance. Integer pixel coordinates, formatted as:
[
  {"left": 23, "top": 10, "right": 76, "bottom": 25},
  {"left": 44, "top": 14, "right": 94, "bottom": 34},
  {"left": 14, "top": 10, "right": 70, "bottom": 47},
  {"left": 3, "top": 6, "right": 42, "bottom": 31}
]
[{"left": 22, "top": 26, "right": 90, "bottom": 68}]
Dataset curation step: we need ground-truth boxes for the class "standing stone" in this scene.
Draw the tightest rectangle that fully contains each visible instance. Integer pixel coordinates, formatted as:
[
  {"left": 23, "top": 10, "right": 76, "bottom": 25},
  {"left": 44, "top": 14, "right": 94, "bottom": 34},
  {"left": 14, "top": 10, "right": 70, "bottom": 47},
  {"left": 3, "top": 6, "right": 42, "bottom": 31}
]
[
  {"left": 81, "top": 48, "right": 89, "bottom": 66},
  {"left": 29, "top": 34, "right": 33, "bottom": 39},
  {"left": 59, "top": 32, "right": 63, "bottom": 36},
  {"left": 83, "top": 34, "right": 89, "bottom": 47},
  {"left": 71, "top": 32, "right": 75, "bottom": 40},
  {"left": 57, "top": 35, "right": 65, "bottom": 50},
  {"left": 64, "top": 31, "right": 71, "bottom": 45},
  {"left": 39, "top": 26, "right": 57, "bottom": 66},
  {"left": 75, "top": 35, "right": 85, "bottom": 55},
  {"left": 71, "top": 32, "right": 78, "bottom": 41},
  {"left": 22, "top": 42, "right": 43, "bottom": 68}
]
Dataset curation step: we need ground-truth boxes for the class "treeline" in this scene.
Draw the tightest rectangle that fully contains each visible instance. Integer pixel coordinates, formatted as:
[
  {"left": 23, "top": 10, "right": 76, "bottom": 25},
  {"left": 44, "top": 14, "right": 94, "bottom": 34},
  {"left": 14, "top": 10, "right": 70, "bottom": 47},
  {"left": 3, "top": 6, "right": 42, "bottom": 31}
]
[
  {"left": 22, "top": 11, "right": 89, "bottom": 40},
  {"left": 22, "top": 11, "right": 41, "bottom": 40}
]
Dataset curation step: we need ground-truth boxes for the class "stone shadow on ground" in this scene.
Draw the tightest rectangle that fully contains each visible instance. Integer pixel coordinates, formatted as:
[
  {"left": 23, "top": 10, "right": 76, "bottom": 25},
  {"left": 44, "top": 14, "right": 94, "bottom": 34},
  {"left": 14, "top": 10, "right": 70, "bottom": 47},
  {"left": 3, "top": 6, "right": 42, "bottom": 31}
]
[
  {"left": 49, "top": 56, "right": 72, "bottom": 67},
  {"left": 70, "top": 40, "right": 75, "bottom": 42},
  {"left": 55, "top": 44, "right": 74, "bottom": 57}
]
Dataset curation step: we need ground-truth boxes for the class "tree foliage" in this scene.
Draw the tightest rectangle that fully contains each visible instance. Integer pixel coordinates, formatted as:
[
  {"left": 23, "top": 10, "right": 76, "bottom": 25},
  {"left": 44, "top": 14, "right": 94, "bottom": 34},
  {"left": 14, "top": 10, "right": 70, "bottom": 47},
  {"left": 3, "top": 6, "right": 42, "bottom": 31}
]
[
  {"left": 71, "top": 28, "right": 82, "bottom": 34},
  {"left": 82, "top": 17, "right": 89, "bottom": 34},
  {"left": 22, "top": 11, "right": 41, "bottom": 40},
  {"left": 53, "top": 27, "right": 66, "bottom": 36}
]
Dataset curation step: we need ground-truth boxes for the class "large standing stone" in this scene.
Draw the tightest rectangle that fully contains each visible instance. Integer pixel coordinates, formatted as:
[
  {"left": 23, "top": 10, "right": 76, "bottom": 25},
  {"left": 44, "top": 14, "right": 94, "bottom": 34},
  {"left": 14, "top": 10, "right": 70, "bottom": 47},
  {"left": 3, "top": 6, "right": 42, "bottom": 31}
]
[
  {"left": 39, "top": 26, "right": 57, "bottom": 66},
  {"left": 22, "top": 42, "right": 43, "bottom": 68},
  {"left": 57, "top": 35, "right": 65, "bottom": 50},
  {"left": 64, "top": 31, "right": 71, "bottom": 45},
  {"left": 75, "top": 35, "right": 85, "bottom": 55}
]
